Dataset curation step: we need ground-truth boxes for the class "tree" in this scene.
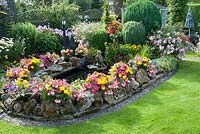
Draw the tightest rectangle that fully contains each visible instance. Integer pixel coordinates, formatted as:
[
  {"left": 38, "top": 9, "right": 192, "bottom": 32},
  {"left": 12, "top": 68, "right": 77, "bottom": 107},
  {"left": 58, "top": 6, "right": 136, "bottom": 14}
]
[
  {"left": 167, "top": 0, "right": 188, "bottom": 26},
  {"left": 91, "top": 0, "right": 103, "bottom": 9},
  {"left": 73, "top": 0, "right": 93, "bottom": 11}
]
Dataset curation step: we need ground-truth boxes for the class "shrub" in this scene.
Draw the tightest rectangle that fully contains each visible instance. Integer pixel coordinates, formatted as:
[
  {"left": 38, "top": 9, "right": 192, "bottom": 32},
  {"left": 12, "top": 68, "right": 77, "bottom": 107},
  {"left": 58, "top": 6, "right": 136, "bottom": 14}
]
[
  {"left": 167, "top": 0, "right": 187, "bottom": 26},
  {"left": 148, "top": 26, "right": 190, "bottom": 58},
  {"left": 156, "top": 56, "right": 177, "bottom": 72},
  {"left": 34, "top": 31, "right": 63, "bottom": 54},
  {"left": 48, "top": 4, "right": 80, "bottom": 29},
  {"left": 16, "top": 4, "right": 80, "bottom": 29},
  {"left": 123, "top": 0, "right": 161, "bottom": 35},
  {"left": 105, "top": 43, "right": 142, "bottom": 66},
  {"left": 0, "top": 37, "right": 25, "bottom": 63},
  {"left": 122, "top": 21, "right": 146, "bottom": 44},
  {"left": 11, "top": 23, "right": 36, "bottom": 56},
  {"left": 73, "top": 22, "right": 109, "bottom": 52}
]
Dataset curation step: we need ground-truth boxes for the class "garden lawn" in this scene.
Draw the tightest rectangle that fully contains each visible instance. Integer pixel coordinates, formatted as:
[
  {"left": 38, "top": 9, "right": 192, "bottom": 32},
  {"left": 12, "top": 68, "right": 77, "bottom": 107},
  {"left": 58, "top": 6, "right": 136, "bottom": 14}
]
[{"left": 0, "top": 59, "right": 200, "bottom": 134}]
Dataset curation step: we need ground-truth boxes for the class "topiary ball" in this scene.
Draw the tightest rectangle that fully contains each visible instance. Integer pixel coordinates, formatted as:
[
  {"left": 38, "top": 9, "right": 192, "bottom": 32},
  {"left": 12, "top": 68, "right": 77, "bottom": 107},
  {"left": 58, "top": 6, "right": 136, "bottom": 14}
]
[
  {"left": 122, "top": 21, "right": 146, "bottom": 44},
  {"left": 123, "top": 0, "right": 161, "bottom": 35}
]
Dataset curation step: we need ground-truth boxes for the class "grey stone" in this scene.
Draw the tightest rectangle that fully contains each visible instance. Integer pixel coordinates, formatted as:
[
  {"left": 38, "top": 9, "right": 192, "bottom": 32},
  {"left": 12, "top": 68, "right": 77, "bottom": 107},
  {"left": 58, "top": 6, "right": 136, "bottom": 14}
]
[
  {"left": 58, "top": 62, "right": 72, "bottom": 69},
  {"left": 78, "top": 91, "right": 95, "bottom": 112},
  {"left": 94, "top": 91, "right": 104, "bottom": 107},
  {"left": 33, "top": 104, "right": 42, "bottom": 116},
  {"left": 1, "top": 94, "right": 10, "bottom": 101},
  {"left": 13, "top": 103, "right": 23, "bottom": 113},
  {"left": 136, "top": 69, "right": 150, "bottom": 84},
  {"left": 113, "top": 88, "right": 126, "bottom": 100},
  {"left": 23, "top": 99, "right": 37, "bottom": 115},
  {"left": 34, "top": 70, "right": 48, "bottom": 77},
  {"left": 103, "top": 93, "right": 114, "bottom": 105},
  {"left": 48, "top": 64, "right": 63, "bottom": 72},
  {"left": 41, "top": 102, "right": 59, "bottom": 118},
  {"left": 60, "top": 101, "right": 77, "bottom": 115}
]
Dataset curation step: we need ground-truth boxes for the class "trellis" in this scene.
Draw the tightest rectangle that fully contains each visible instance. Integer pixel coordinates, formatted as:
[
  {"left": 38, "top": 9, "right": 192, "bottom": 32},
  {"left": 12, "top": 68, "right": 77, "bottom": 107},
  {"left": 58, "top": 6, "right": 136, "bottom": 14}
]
[{"left": 0, "top": 0, "right": 16, "bottom": 38}]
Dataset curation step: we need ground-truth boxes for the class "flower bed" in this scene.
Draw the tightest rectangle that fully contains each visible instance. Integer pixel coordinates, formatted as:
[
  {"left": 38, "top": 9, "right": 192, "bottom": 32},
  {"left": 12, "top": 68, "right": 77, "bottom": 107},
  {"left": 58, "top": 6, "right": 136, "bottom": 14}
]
[{"left": 0, "top": 55, "right": 177, "bottom": 121}]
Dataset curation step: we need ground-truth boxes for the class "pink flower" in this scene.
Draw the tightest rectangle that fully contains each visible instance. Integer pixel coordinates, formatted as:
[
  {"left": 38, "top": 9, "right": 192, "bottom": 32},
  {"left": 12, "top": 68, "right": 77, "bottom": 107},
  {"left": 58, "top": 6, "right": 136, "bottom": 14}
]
[{"left": 55, "top": 99, "right": 61, "bottom": 104}]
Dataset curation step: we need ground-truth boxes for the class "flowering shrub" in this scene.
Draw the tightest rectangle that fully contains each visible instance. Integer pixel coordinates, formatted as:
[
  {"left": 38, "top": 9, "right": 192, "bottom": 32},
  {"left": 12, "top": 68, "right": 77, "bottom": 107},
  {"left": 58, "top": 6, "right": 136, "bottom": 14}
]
[
  {"left": 133, "top": 55, "right": 151, "bottom": 69},
  {"left": 20, "top": 57, "right": 41, "bottom": 72},
  {"left": 40, "top": 78, "right": 72, "bottom": 104},
  {"left": 61, "top": 49, "right": 73, "bottom": 60},
  {"left": 73, "top": 22, "right": 106, "bottom": 42},
  {"left": 147, "top": 64, "right": 157, "bottom": 78},
  {"left": 73, "top": 22, "right": 109, "bottom": 51},
  {"left": 2, "top": 77, "right": 30, "bottom": 95},
  {"left": 2, "top": 76, "right": 72, "bottom": 104},
  {"left": 149, "top": 27, "right": 190, "bottom": 58},
  {"left": 39, "top": 52, "right": 60, "bottom": 69},
  {"left": 82, "top": 72, "right": 117, "bottom": 93},
  {"left": 75, "top": 40, "right": 89, "bottom": 56},
  {"left": 109, "top": 62, "right": 134, "bottom": 87},
  {"left": 105, "top": 44, "right": 142, "bottom": 66},
  {"left": 107, "top": 20, "right": 122, "bottom": 35},
  {"left": 36, "top": 25, "right": 65, "bottom": 37},
  {"left": 5, "top": 67, "right": 30, "bottom": 80},
  {"left": 0, "top": 37, "right": 14, "bottom": 61}
]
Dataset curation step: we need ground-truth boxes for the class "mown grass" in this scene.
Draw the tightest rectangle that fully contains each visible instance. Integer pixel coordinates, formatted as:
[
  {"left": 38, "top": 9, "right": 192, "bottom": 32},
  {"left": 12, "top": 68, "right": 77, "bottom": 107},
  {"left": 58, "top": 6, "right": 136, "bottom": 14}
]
[{"left": 0, "top": 58, "right": 200, "bottom": 134}]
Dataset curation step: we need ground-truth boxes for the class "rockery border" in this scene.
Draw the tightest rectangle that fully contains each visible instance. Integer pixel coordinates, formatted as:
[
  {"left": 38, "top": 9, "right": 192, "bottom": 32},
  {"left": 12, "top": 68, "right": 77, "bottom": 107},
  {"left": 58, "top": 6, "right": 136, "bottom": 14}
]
[{"left": 0, "top": 69, "right": 177, "bottom": 127}]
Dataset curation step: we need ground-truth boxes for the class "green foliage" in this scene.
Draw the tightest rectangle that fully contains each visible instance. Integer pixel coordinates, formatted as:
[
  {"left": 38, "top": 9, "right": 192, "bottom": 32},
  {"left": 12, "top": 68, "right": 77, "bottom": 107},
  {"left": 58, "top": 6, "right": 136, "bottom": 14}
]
[
  {"left": 167, "top": 0, "right": 187, "bottom": 26},
  {"left": 73, "top": 22, "right": 109, "bottom": 52},
  {"left": 101, "top": 0, "right": 113, "bottom": 26},
  {"left": 156, "top": 55, "right": 177, "bottom": 72},
  {"left": 91, "top": 0, "right": 104, "bottom": 9},
  {"left": 82, "top": 9, "right": 103, "bottom": 22},
  {"left": 122, "top": 21, "right": 146, "bottom": 45},
  {"left": 7, "top": 39, "right": 25, "bottom": 62},
  {"left": 34, "top": 31, "right": 63, "bottom": 54},
  {"left": 11, "top": 23, "right": 36, "bottom": 56},
  {"left": 188, "top": 4, "right": 200, "bottom": 31},
  {"left": 48, "top": 4, "right": 80, "bottom": 29},
  {"left": 87, "top": 47, "right": 98, "bottom": 63},
  {"left": 87, "top": 29, "right": 109, "bottom": 52},
  {"left": 105, "top": 43, "right": 142, "bottom": 65},
  {"left": 16, "top": 4, "right": 80, "bottom": 29},
  {"left": 0, "top": 37, "right": 24, "bottom": 63},
  {"left": 123, "top": 0, "right": 161, "bottom": 35},
  {"left": 139, "top": 45, "right": 151, "bottom": 58},
  {"left": 11, "top": 22, "right": 63, "bottom": 56},
  {"left": 124, "top": 0, "right": 167, "bottom": 6},
  {"left": 73, "top": 0, "right": 93, "bottom": 11}
]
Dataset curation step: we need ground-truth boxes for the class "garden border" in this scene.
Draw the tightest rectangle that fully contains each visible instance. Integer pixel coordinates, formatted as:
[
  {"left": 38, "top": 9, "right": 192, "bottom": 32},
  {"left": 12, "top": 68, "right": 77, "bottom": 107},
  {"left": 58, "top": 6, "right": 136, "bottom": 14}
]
[{"left": 0, "top": 69, "right": 177, "bottom": 127}]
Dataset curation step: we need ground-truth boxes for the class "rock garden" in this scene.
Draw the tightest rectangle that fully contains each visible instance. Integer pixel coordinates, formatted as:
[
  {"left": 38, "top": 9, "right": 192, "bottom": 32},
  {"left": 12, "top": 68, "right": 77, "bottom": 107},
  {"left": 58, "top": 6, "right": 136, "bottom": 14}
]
[{"left": 0, "top": 0, "right": 199, "bottom": 128}]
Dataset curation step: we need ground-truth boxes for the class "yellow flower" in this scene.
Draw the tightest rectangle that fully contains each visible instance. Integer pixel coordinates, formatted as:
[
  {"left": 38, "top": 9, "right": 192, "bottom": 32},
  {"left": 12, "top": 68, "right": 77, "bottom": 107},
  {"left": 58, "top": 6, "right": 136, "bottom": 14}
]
[
  {"left": 60, "top": 86, "right": 65, "bottom": 91},
  {"left": 130, "top": 70, "right": 133, "bottom": 75},
  {"left": 23, "top": 84, "right": 29, "bottom": 89},
  {"left": 45, "top": 84, "right": 51, "bottom": 90},
  {"left": 144, "top": 63, "right": 147, "bottom": 67},
  {"left": 64, "top": 90, "right": 70, "bottom": 95},
  {"left": 16, "top": 78, "right": 22, "bottom": 86},
  {"left": 23, "top": 80, "right": 28, "bottom": 85},
  {"left": 122, "top": 75, "right": 127, "bottom": 80},
  {"left": 101, "top": 86, "right": 106, "bottom": 90},
  {"left": 137, "top": 61, "right": 142, "bottom": 65},
  {"left": 125, "top": 69, "right": 129, "bottom": 73},
  {"left": 6, "top": 72, "right": 12, "bottom": 77},
  {"left": 118, "top": 74, "right": 122, "bottom": 78},
  {"left": 31, "top": 66, "right": 34, "bottom": 69}
]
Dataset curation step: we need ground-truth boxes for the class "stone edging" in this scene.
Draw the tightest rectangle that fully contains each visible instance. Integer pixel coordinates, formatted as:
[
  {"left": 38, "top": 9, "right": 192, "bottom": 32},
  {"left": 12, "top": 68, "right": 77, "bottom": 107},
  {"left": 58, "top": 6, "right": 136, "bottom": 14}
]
[{"left": 0, "top": 70, "right": 177, "bottom": 127}]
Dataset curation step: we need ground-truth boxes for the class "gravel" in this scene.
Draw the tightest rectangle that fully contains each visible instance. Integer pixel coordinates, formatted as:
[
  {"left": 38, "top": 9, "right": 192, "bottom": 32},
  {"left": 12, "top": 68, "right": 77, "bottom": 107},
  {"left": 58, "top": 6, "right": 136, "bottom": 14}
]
[{"left": 0, "top": 70, "right": 176, "bottom": 127}]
